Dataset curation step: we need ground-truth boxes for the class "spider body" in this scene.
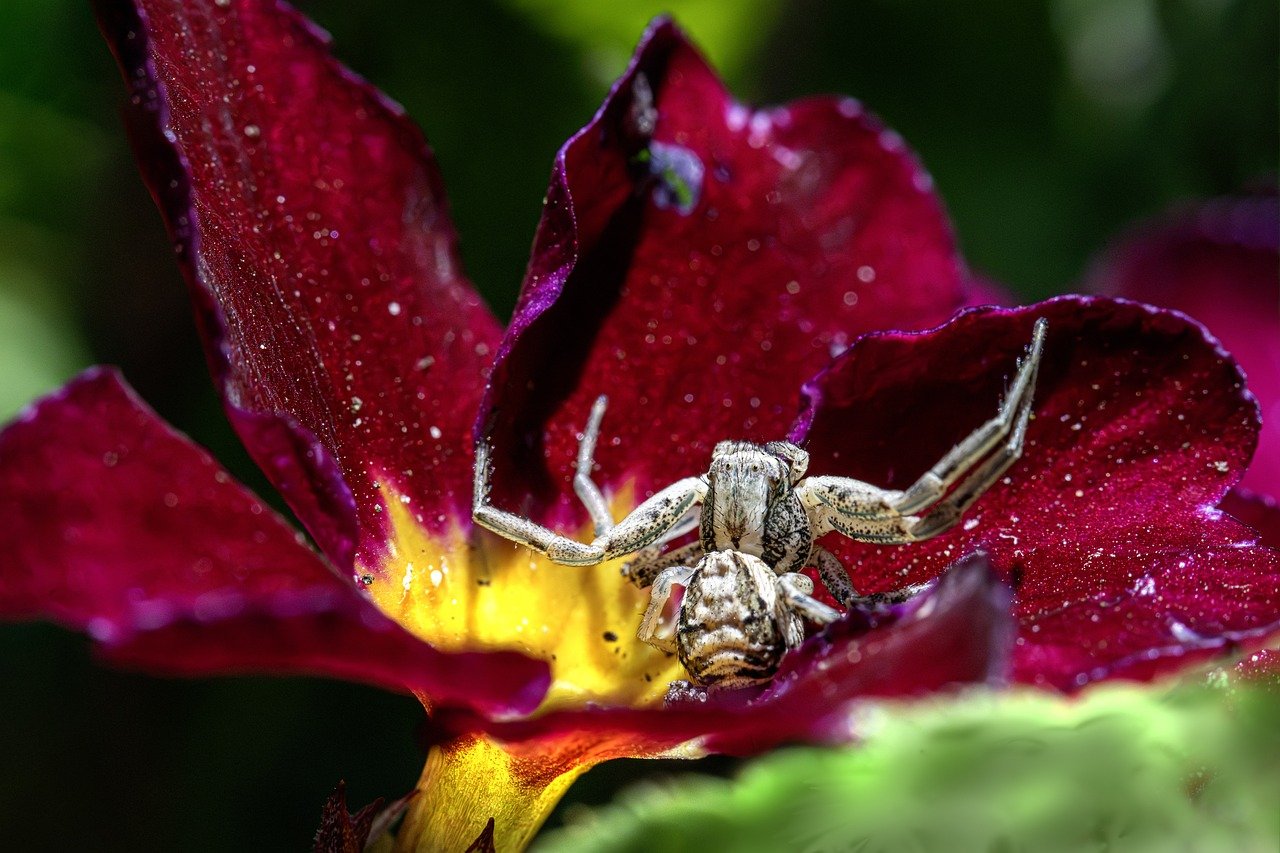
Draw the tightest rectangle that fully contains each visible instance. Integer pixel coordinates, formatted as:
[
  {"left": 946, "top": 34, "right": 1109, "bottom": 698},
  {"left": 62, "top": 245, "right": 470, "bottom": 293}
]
[
  {"left": 474, "top": 319, "right": 1047, "bottom": 688},
  {"left": 675, "top": 550, "right": 805, "bottom": 687},
  {"left": 701, "top": 441, "right": 811, "bottom": 572}
]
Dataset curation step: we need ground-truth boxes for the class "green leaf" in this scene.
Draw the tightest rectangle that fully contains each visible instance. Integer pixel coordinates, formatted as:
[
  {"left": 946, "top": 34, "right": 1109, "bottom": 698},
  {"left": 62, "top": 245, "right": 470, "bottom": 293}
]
[
  {"left": 538, "top": 680, "right": 1280, "bottom": 852},
  {"left": 0, "top": 259, "right": 88, "bottom": 421},
  {"left": 499, "top": 0, "right": 781, "bottom": 85}
]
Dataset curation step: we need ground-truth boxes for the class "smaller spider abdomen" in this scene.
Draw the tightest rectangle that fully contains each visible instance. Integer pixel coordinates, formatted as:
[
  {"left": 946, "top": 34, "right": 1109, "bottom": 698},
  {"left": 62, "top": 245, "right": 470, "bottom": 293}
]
[{"left": 676, "top": 550, "right": 794, "bottom": 687}]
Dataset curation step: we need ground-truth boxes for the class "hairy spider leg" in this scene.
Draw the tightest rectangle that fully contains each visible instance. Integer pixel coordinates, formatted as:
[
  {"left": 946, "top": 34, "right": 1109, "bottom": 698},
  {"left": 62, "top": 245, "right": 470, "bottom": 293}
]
[
  {"left": 622, "top": 539, "right": 705, "bottom": 588},
  {"left": 572, "top": 394, "right": 614, "bottom": 536},
  {"left": 473, "top": 397, "right": 708, "bottom": 566},
  {"left": 797, "top": 317, "right": 1046, "bottom": 546},
  {"left": 808, "top": 545, "right": 929, "bottom": 608},
  {"left": 573, "top": 395, "right": 704, "bottom": 555},
  {"left": 775, "top": 572, "right": 840, "bottom": 628},
  {"left": 637, "top": 564, "right": 696, "bottom": 652}
]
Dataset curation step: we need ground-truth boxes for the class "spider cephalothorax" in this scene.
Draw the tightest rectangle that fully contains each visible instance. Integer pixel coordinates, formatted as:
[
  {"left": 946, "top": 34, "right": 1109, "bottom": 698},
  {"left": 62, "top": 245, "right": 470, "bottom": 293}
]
[{"left": 474, "top": 319, "right": 1046, "bottom": 688}]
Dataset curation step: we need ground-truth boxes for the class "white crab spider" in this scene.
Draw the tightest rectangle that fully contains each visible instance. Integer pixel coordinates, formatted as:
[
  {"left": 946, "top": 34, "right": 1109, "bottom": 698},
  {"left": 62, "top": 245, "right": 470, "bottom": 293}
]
[{"left": 474, "top": 319, "right": 1046, "bottom": 688}]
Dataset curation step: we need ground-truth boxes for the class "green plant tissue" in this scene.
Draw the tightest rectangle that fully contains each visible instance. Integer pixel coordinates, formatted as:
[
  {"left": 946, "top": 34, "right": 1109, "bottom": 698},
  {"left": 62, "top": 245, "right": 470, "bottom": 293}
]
[{"left": 538, "top": 679, "right": 1280, "bottom": 853}]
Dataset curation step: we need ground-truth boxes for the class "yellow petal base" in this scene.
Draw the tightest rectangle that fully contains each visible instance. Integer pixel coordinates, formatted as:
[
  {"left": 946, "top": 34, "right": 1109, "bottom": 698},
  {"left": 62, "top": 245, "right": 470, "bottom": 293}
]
[
  {"left": 366, "top": 489, "right": 698, "bottom": 850},
  {"left": 394, "top": 734, "right": 596, "bottom": 852},
  {"left": 365, "top": 490, "right": 685, "bottom": 712}
]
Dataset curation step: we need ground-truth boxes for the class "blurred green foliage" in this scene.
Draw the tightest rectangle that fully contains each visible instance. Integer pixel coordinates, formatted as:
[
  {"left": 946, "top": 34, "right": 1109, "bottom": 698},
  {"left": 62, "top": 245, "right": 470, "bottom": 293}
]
[
  {"left": 504, "top": 0, "right": 782, "bottom": 84},
  {"left": 540, "top": 682, "right": 1280, "bottom": 852},
  {"left": 0, "top": 0, "right": 1275, "bottom": 849}
]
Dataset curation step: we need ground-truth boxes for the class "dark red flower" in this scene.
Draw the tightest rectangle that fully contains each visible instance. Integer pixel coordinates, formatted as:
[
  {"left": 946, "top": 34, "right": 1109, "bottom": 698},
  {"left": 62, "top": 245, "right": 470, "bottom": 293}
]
[
  {"left": 1087, "top": 192, "right": 1280, "bottom": 500},
  {"left": 3, "top": 3, "right": 1277, "bottom": 849}
]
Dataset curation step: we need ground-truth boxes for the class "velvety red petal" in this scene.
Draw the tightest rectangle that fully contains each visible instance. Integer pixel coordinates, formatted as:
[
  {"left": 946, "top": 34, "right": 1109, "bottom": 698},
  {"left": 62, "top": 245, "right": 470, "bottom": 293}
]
[
  {"left": 961, "top": 273, "right": 1017, "bottom": 308},
  {"left": 793, "top": 297, "right": 1280, "bottom": 690},
  {"left": 1221, "top": 488, "right": 1280, "bottom": 550},
  {"left": 95, "top": 0, "right": 501, "bottom": 569},
  {"left": 1088, "top": 194, "right": 1280, "bottom": 497},
  {"left": 0, "top": 371, "right": 548, "bottom": 716},
  {"left": 1234, "top": 648, "right": 1280, "bottom": 689},
  {"left": 432, "top": 556, "right": 1011, "bottom": 756},
  {"left": 481, "top": 18, "right": 965, "bottom": 521}
]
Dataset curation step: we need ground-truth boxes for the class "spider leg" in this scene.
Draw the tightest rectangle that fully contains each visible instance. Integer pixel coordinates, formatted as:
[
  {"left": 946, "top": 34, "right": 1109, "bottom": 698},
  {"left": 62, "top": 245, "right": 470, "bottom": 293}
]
[
  {"left": 656, "top": 507, "right": 701, "bottom": 547},
  {"left": 573, "top": 395, "right": 614, "bottom": 536},
  {"left": 775, "top": 572, "right": 840, "bottom": 635},
  {"left": 809, "top": 545, "right": 928, "bottom": 608},
  {"left": 813, "top": 384, "right": 1033, "bottom": 545},
  {"left": 808, "top": 545, "right": 856, "bottom": 606},
  {"left": 890, "top": 313, "right": 1049, "bottom": 514},
  {"left": 637, "top": 564, "right": 696, "bottom": 653},
  {"left": 575, "top": 395, "right": 704, "bottom": 550},
  {"left": 622, "top": 539, "right": 705, "bottom": 589},
  {"left": 905, "top": 396, "right": 1033, "bottom": 539},
  {"left": 797, "top": 318, "right": 1045, "bottom": 544},
  {"left": 472, "top": 438, "right": 604, "bottom": 564},
  {"left": 473, "top": 396, "right": 707, "bottom": 566},
  {"left": 892, "top": 316, "right": 1045, "bottom": 516}
]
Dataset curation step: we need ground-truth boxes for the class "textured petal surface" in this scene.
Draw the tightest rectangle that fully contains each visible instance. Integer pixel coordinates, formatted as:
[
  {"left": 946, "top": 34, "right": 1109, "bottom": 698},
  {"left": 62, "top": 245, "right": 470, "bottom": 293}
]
[
  {"left": 793, "top": 297, "right": 1280, "bottom": 690},
  {"left": 397, "top": 559, "right": 1010, "bottom": 850},
  {"left": 428, "top": 557, "right": 1011, "bottom": 758},
  {"left": 1235, "top": 648, "right": 1280, "bottom": 688},
  {"left": 0, "top": 370, "right": 547, "bottom": 716},
  {"left": 481, "top": 19, "right": 965, "bottom": 522},
  {"left": 96, "top": 0, "right": 500, "bottom": 570},
  {"left": 1087, "top": 195, "right": 1280, "bottom": 497},
  {"left": 1221, "top": 489, "right": 1280, "bottom": 551}
]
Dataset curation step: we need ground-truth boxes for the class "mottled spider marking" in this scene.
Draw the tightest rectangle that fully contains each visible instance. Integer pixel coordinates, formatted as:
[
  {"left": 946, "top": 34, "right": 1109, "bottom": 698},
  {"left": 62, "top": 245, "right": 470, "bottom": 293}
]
[
  {"left": 472, "top": 319, "right": 1047, "bottom": 689},
  {"left": 760, "top": 488, "right": 812, "bottom": 573},
  {"left": 677, "top": 551, "right": 802, "bottom": 688}
]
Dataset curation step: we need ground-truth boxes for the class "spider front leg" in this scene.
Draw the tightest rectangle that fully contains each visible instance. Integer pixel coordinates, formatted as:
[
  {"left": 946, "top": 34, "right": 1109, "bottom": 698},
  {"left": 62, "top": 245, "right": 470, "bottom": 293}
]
[
  {"left": 809, "top": 546, "right": 928, "bottom": 608},
  {"left": 622, "top": 539, "right": 705, "bottom": 588},
  {"left": 798, "top": 318, "right": 1046, "bottom": 545},
  {"left": 775, "top": 572, "right": 840, "bottom": 631},
  {"left": 473, "top": 395, "right": 708, "bottom": 566},
  {"left": 637, "top": 564, "right": 696, "bottom": 652}
]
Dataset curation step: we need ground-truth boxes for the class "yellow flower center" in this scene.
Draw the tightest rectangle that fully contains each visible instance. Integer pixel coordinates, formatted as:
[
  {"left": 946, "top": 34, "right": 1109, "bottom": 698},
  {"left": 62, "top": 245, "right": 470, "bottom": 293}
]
[{"left": 364, "top": 485, "right": 684, "bottom": 713}]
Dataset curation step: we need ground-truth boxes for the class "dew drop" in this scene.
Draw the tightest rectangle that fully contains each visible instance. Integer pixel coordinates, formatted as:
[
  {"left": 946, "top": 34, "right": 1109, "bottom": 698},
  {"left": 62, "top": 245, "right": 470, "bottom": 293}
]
[{"left": 647, "top": 141, "right": 704, "bottom": 215}]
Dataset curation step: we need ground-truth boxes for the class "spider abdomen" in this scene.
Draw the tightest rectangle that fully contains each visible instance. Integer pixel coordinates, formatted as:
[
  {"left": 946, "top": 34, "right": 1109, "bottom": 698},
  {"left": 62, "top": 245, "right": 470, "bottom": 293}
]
[{"left": 676, "top": 550, "right": 801, "bottom": 687}]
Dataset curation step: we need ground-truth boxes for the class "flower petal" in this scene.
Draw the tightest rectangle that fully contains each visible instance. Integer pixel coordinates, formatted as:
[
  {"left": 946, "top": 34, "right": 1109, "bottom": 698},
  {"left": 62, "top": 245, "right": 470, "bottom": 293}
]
[
  {"left": 961, "top": 273, "right": 1017, "bottom": 308},
  {"left": 1235, "top": 648, "right": 1280, "bottom": 689},
  {"left": 1087, "top": 194, "right": 1280, "bottom": 497},
  {"left": 95, "top": 0, "right": 501, "bottom": 569},
  {"left": 428, "top": 556, "right": 1012, "bottom": 758},
  {"left": 1220, "top": 489, "right": 1280, "bottom": 550},
  {"left": 0, "top": 370, "right": 548, "bottom": 716},
  {"left": 793, "top": 297, "right": 1280, "bottom": 690},
  {"left": 481, "top": 18, "right": 965, "bottom": 521}
]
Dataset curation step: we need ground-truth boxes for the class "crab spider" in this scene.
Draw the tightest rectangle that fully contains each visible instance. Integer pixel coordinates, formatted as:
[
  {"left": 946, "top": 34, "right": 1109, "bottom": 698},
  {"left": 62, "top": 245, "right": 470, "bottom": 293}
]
[{"left": 474, "top": 318, "right": 1046, "bottom": 687}]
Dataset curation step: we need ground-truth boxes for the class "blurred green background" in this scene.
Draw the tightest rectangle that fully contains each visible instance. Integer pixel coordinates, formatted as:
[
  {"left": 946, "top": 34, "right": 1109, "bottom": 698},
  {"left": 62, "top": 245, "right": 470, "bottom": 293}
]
[{"left": 0, "top": 0, "right": 1274, "bottom": 849}]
